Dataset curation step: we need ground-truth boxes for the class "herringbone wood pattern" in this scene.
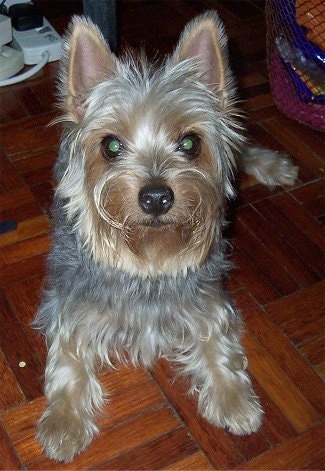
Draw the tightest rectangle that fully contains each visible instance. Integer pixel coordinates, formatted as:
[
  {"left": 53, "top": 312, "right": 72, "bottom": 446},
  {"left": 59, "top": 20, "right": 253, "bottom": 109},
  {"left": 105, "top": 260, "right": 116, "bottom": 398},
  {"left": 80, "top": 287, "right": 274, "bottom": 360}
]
[{"left": 0, "top": 1, "right": 324, "bottom": 469}]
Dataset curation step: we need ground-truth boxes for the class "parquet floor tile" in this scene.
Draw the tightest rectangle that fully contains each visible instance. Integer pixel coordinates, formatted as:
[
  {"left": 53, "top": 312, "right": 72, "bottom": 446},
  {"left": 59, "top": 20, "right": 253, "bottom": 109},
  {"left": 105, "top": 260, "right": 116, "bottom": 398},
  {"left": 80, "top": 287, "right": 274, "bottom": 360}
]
[{"left": 0, "top": 0, "right": 324, "bottom": 469}]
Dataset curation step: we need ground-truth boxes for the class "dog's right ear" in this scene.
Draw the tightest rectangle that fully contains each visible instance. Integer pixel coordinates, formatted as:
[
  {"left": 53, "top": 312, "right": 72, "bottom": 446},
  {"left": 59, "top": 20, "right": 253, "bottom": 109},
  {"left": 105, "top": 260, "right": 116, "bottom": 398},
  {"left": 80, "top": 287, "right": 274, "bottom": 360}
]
[{"left": 59, "top": 16, "right": 116, "bottom": 122}]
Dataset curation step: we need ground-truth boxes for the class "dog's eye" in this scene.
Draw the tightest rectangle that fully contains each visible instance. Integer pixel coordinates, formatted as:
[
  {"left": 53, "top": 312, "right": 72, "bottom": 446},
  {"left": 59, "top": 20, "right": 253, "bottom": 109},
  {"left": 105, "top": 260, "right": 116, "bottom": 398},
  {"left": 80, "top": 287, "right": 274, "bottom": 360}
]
[
  {"left": 178, "top": 134, "right": 201, "bottom": 159},
  {"left": 101, "top": 135, "right": 123, "bottom": 160}
]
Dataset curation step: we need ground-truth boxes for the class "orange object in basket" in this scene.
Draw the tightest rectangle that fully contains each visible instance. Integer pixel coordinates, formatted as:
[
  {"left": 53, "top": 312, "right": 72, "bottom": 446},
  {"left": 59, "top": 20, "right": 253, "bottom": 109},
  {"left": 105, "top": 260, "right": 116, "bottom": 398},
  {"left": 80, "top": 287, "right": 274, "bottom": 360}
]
[{"left": 296, "top": 0, "right": 325, "bottom": 50}]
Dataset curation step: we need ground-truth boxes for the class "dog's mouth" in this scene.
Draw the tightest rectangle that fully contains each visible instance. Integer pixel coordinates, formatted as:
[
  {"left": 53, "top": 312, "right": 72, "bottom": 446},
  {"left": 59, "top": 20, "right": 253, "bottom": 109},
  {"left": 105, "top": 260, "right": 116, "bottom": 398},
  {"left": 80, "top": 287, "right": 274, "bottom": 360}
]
[
  {"left": 137, "top": 218, "right": 194, "bottom": 244},
  {"left": 139, "top": 218, "right": 173, "bottom": 229}
]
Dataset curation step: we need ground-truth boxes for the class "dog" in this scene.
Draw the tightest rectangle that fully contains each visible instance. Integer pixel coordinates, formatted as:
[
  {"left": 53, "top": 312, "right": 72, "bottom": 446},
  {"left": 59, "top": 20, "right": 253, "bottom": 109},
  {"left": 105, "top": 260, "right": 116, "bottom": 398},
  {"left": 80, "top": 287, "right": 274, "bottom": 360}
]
[{"left": 34, "top": 11, "right": 298, "bottom": 462}]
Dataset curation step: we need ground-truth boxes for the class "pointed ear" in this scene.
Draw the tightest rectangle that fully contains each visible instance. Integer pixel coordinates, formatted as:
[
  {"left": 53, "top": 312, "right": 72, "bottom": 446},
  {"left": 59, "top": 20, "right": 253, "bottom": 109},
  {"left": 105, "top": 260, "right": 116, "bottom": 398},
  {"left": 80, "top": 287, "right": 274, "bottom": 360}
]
[
  {"left": 60, "top": 16, "right": 117, "bottom": 122},
  {"left": 172, "top": 11, "right": 233, "bottom": 102}
]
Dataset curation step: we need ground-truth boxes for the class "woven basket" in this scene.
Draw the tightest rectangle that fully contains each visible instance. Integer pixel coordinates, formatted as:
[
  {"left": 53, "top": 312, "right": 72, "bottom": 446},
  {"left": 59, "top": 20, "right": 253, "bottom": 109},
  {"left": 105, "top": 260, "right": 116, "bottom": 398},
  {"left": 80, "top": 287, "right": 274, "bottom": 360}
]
[{"left": 266, "top": 0, "right": 325, "bottom": 131}]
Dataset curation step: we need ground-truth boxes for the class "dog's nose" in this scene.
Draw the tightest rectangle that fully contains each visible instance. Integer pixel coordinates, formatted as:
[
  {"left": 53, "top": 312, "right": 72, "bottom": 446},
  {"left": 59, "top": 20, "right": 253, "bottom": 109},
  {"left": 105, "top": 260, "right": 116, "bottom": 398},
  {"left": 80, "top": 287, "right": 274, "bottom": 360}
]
[{"left": 138, "top": 184, "right": 174, "bottom": 217}]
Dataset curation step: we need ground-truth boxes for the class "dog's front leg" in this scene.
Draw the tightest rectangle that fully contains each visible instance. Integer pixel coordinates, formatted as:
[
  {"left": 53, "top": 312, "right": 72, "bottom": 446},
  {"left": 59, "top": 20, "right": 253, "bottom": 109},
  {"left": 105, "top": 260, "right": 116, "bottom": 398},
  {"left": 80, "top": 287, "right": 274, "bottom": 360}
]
[
  {"left": 37, "top": 333, "right": 104, "bottom": 462},
  {"left": 176, "top": 303, "right": 263, "bottom": 435}
]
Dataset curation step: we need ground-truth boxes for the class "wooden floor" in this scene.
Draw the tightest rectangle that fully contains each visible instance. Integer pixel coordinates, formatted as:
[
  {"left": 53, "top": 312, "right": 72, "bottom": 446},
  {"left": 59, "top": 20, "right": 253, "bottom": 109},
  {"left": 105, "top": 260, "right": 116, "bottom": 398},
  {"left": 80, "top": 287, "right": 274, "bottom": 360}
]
[{"left": 1, "top": 0, "right": 324, "bottom": 469}]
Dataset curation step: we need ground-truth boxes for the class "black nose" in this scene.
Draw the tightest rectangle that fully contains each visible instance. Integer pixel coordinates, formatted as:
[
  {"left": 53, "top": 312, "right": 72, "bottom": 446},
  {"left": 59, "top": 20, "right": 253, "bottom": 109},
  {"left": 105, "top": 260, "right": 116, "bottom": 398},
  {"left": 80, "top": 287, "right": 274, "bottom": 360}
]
[{"left": 138, "top": 184, "right": 174, "bottom": 217}]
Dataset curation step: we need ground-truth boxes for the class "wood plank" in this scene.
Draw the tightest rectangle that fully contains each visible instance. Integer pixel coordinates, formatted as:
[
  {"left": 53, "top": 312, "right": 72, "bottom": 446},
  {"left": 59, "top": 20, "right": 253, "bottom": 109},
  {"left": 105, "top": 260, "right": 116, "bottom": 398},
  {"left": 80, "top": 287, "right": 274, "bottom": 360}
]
[
  {"left": 163, "top": 451, "right": 214, "bottom": 470},
  {"left": 2, "top": 397, "right": 45, "bottom": 463},
  {"left": 12, "top": 149, "right": 58, "bottom": 176},
  {"left": 236, "top": 423, "right": 325, "bottom": 470},
  {"left": 238, "top": 70, "right": 267, "bottom": 89},
  {"left": 234, "top": 218, "right": 300, "bottom": 296},
  {"left": 3, "top": 275, "right": 47, "bottom": 364},
  {"left": 0, "top": 292, "right": 44, "bottom": 398},
  {"left": 10, "top": 86, "right": 48, "bottom": 117},
  {"left": 243, "top": 333, "right": 320, "bottom": 432},
  {"left": 244, "top": 92, "right": 274, "bottom": 112},
  {"left": 0, "top": 347, "right": 25, "bottom": 410},
  {"left": 0, "top": 215, "right": 50, "bottom": 248},
  {"left": 99, "top": 364, "right": 151, "bottom": 391},
  {"left": 254, "top": 198, "right": 324, "bottom": 277},
  {"left": 247, "top": 105, "right": 278, "bottom": 125},
  {"left": 98, "top": 370, "right": 166, "bottom": 427},
  {"left": 29, "top": 181, "right": 54, "bottom": 213},
  {"left": 0, "top": 253, "right": 46, "bottom": 286},
  {"left": 0, "top": 89, "right": 29, "bottom": 123},
  {"left": 3, "top": 276, "right": 43, "bottom": 325},
  {"left": 0, "top": 424, "right": 22, "bottom": 470},
  {"left": 93, "top": 428, "right": 199, "bottom": 470},
  {"left": 298, "top": 334, "right": 325, "bottom": 371},
  {"left": 315, "top": 360, "right": 325, "bottom": 380},
  {"left": 30, "top": 75, "right": 58, "bottom": 110},
  {"left": 265, "top": 281, "right": 325, "bottom": 344},
  {"left": 236, "top": 290, "right": 325, "bottom": 413},
  {"left": 1, "top": 123, "right": 60, "bottom": 158},
  {"left": 0, "top": 187, "right": 41, "bottom": 224},
  {"left": 272, "top": 192, "right": 325, "bottom": 250},
  {"left": 0, "top": 187, "right": 38, "bottom": 211},
  {"left": 291, "top": 179, "right": 324, "bottom": 207},
  {"left": 0, "top": 149, "right": 24, "bottom": 193},
  {"left": 23, "top": 166, "right": 54, "bottom": 187},
  {"left": 0, "top": 203, "right": 42, "bottom": 226},
  {"left": 237, "top": 204, "right": 318, "bottom": 287},
  {"left": 241, "top": 82, "right": 270, "bottom": 100},
  {"left": 0, "top": 234, "right": 50, "bottom": 267},
  {"left": 237, "top": 182, "right": 281, "bottom": 206},
  {"left": 0, "top": 112, "right": 57, "bottom": 136},
  {"left": 233, "top": 251, "right": 279, "bottom": 305}
]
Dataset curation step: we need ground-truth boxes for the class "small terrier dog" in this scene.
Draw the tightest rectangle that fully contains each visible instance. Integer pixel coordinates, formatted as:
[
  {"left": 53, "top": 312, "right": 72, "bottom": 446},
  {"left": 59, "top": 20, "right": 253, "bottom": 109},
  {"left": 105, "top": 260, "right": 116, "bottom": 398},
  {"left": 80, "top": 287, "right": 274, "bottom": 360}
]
[{"left": 35, "top": 11, "right": 297, "bottom": 462}]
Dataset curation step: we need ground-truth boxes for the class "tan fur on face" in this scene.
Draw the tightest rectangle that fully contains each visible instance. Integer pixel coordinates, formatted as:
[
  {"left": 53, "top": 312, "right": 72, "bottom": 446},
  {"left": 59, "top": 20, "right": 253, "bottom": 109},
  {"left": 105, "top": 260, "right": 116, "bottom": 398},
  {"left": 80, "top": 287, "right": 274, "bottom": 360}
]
[{"left": 81, "top": 119, "right": 222, "bottom": 276}]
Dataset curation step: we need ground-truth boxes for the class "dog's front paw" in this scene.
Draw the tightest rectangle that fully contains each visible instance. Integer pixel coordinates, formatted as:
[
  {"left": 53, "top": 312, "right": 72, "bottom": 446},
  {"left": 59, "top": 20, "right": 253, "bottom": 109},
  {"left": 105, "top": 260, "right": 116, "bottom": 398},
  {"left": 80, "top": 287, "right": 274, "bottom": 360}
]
[
  {"left": 243, "top": 146, "right": 298, "bottom": 187},
  {"left": 221, "top": 392, "right": 263, "bottom": 435},
  {"left": 37, "top": 406, "right": 98, "bottom": 463},
  {"left": 199, "top": 383, "right": 263, "bottom": 435},
  {"left": 272, "top": 153, "right": 298, "bottom": 187}
]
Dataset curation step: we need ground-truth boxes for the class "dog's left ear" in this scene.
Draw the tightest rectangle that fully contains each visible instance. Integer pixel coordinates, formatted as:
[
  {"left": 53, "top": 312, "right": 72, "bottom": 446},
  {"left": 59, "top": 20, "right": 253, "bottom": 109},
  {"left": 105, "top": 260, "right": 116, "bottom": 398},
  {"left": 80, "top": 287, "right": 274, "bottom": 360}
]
[
  {"left": 172, "top": 11, "right": 233, "bottom": 104},
  {"left": 60, "top": 16, "right": 117, "bottom": 122}
]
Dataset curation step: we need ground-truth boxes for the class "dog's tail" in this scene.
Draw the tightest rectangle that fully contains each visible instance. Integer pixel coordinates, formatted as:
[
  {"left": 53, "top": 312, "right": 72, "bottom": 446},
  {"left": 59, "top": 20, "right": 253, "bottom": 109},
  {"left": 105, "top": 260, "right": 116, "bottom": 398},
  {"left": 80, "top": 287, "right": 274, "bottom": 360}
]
[{"left": 241, "top": 146, "right": 298, "bottom": 188}]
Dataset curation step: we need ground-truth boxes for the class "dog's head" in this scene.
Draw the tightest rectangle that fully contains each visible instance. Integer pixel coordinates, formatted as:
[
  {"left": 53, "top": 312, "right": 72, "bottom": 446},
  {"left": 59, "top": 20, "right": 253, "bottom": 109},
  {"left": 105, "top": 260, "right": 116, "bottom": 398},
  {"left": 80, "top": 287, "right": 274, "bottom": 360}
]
[{"left": 56, "top": 12, "right": 243, "bottom": 277}]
